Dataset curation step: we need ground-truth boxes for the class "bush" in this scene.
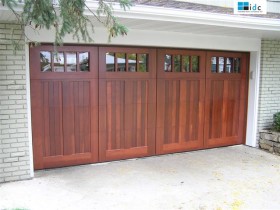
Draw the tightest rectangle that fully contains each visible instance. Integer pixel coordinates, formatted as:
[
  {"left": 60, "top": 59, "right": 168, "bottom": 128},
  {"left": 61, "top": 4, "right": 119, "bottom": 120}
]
[{"left": 273, "top": 112, "right": 280, "bottom": 132}]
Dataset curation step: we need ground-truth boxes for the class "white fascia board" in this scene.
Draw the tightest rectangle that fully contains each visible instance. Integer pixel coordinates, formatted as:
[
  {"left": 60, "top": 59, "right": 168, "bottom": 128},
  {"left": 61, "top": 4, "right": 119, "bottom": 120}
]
[
  {"left": 1, "top": 1, "right": 279, "bottom": 32},
  {"left": 85, "top": 1, "right": 280, "bottom": 32}
]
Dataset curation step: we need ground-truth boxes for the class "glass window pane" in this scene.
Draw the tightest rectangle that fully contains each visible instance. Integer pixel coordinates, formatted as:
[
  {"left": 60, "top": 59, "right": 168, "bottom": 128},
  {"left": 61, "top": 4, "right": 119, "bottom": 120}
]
[
  {"left": 226, "top": 58, "right": 233, "bottom": 73},
  {"left": 66, "top": 52, "right": 77, "bottom": 72},
  {"left": 174, "top": 55, "right": 181, "bottom": 72},
  {"left": 234, "top": 58, "right": 241, "bottom": 73},
  {"left": 218, "top": 57, "right": 224, "bottom": 73},
  {"left": 40, "top": 51, "right": 52, "bottom": 72},
  {"left": 192, "top": 56, "right": 199, "bottom": 72},
  {"left": 79, "top": 52, "right": 89, "bottom": 72},
  {"left": 106, "top": 52, "right": 115, "bottom": 72},
  {"left": 182, "top": 55, "right": 190, "bottom": 72},
  {"left": 128, "top": 54, "right": 137, "bottom": 72},
  {"left": 211, "top": 57, "right": 217, "bottom": 73},
  {"left": 138, "top": 54, "right": 148, "bottom": 72},
  {"left": 53, "top": 52, "right": 65, "bottom": 72},
  {"left": 164, "top": 55, "right": 172, "bottom": 72},
  {"left": 116, "top": 53, "right": 126, "bottom": 72}
]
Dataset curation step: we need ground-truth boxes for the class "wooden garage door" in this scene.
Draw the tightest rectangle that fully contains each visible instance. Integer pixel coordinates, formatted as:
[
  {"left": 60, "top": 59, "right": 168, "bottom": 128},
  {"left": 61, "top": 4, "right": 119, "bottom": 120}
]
[
  {"left": 30, "top": 45, "right": 248, "bottom": 169},
  {"left": 30, "top": 46, "right": 99, "bottom": 169},
  {"left": 98, "top": 47, "right": 157, "bottom": 161},
  {"left": 204, "top": 51, "right": 248, "bottom": 148},
  {"left": 156, "top": 49, "right": 206, "bottom": 154}
]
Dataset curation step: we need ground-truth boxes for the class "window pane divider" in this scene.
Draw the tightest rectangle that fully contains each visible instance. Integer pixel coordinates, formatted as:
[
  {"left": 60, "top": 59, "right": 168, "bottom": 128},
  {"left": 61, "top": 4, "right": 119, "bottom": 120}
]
[
  {"left": 125, "top": 53, "right": 128, "bottom": 72},
  {"left": 136, "top": 54, "right": 140, "bottom": 72},
  {"left": 114, "top": 53, "right": 118, "bottom": 72},
  {"left": 77, "top": 52, "right": 80, "bottom": 72},
  {"left": 64, "top": 52, "right": 67, "bottom": 72},
  {"left": 190, "top": 56, "right": 193, "bottom": 73}
]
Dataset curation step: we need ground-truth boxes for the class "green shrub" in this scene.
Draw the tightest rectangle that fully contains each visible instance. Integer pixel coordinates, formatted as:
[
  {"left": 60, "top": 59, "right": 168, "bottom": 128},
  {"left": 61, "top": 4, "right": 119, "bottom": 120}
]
[{"left": 273, "top": 112, "right": 280, "bottom": 132}]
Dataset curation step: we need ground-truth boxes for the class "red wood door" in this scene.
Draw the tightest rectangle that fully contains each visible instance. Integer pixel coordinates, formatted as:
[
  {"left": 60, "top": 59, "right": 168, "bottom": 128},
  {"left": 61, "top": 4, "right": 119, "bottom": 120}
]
[
  {"left": 30, "top": 46, "right": 99, "bottom": 169},
  {"left": 98, "top": 47, "right": 157, "bottom": 161},
  {"left": 204, "top": 51, "right": 248, "bottom": 148},
  {"left": 156, "top": 49, "right": 206, "bottom": 154}
]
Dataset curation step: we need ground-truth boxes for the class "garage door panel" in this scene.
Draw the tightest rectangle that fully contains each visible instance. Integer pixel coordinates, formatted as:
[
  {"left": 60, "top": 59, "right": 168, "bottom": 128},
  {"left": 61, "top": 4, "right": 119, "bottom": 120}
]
[
  {"left": 99, "top": 78, "right": 156, "bottom": 161},
  {"left": 156, "top": 79, "right": 205, "bottom": 153},
  {"left": 98, "top": 47, "right": 156, "bottom": 161},
  {"left": 31, "top": 79, "right": 98, "bottom": 169},
  {"left": 205, "top": 79, "right": 243, "bottom": 144},
  {"left": 205, "top": 52, "right": 248, "bottom": 147},
  {"left": 30, "top": 46, "right": 99, "bottom": 169},
  {"left": 31, "top": 45, "right": 248, "bottom": 169}
]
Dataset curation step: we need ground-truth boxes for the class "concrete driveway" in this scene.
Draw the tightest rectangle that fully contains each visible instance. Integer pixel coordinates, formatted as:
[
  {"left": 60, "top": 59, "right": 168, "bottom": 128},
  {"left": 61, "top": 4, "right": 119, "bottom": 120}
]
[{"left": 0, "top": 145, "right": 280, "bottom": 210}]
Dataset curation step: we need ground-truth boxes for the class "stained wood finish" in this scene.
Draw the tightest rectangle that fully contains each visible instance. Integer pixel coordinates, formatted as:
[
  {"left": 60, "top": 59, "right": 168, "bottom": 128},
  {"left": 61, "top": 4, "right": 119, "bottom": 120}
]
[
  {"left": 99, "top": 47, "right": 157, "bottom": 161},
  {"left": 30, "top": 46, "right": 98, "bottom": 169},
  {"left": 204, "top": 51, "right": 248, "bottom": 148},
  {"left": 156, "top": 49, "right": 206, "bottom": 154},
  {"left": 30, "top": 45, "right": 249, "bottom": 169}
]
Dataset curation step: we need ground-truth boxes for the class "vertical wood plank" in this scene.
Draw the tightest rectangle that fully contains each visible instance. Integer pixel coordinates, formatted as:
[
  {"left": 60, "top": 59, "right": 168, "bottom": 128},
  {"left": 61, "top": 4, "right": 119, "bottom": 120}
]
[
  {"left": 125, "top": 80, "right": 133, "bottom": 149},
  {"left": 179, "top": 80, "right": 186, "bottom": 143},
  {"left": 115, "top": 80, "right": 121, "bottom": 150},
  {"left": 136, "top": 80, "right": 142, "bottom": 147},
  {"left": 185, "top": 81, "right": 190, "bottom": 142},
  {"left": 48, "top": 81, "right": 56, "bottom": 156},
  {"left": 78, "top": 81, "right": 85, "bottom": 153},
  {"left": 163, "top": 80, "right": 170, "bottom": 144},
  {"left": 141, "top": 80, "right": 147, "bottom": 147},
  {"left": 31, "top": 80, "right": 44, "bottom": 169},
  {"left": 62, "top": 81, "right": 75, "bottom": 155},
  {"left": 189, "top": 80, "right": 194, "bottom": 140},
  {"left": 74, "top": 81, "right": 80, "bottom": 153},
  {"left": 222, "top": 80, "right": 228, "bottom": 138},
  {"left": 54, "top": 81, "right": 63, "bottom": 156},
  {"left": 84, "top": 81, "right": 91, "bottom": 152},
  {"left": 175, "top": 81, "right": 180, "bottom": 143},
  {"left": 111, "top": 81, "right": 116, "bottom": 150},
  {"left": 120, "top": 81, "right": 125, "bottom": 149},
  {"left": 171, "top": 80, "right": 176, "bottom": 143},
  {"left": 233, "top": 81, "right": 240, "bottom": 136},
  {"left": 43, "top": 82, "right": 50, "bottom": 157},
  {"left": 131, "top": 81, "right": 137, "bottom": 148},
  {"left": 106, "top": 81, "right": 112, "bottom": 150}
]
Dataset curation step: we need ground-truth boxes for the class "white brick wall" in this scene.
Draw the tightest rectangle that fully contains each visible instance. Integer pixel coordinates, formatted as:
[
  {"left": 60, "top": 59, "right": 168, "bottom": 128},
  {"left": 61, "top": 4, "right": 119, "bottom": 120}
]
[
  {"left": 0, "top": 23, "right": 31, "bottom": 183},
  {"left": 257, "top": 40, "right": 280, "bottom": 145}
]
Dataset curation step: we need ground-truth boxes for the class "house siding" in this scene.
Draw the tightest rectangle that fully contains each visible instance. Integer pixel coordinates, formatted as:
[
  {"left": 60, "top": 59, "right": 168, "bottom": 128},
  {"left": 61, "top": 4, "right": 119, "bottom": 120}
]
[
  {"left": 257, "top": 40, "right": 280, "bottom": 146},
  {"left": 0, "top": 23, "right": 31, "bottom": 182}
]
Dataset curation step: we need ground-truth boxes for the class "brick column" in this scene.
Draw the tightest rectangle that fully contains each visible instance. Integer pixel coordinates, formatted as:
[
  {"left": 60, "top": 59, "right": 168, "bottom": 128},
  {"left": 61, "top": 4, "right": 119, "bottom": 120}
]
[
  {"left": 257, "top": 40, "right": 280, "bottom": 147},
  {"left": 0, "top": 23, "right": 31, "bottom": 182}
]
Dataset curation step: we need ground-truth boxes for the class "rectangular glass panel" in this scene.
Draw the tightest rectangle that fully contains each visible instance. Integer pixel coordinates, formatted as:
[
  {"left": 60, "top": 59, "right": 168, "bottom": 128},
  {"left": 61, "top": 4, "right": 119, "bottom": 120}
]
[
  {"left": 128, "top": 54, "right": 137, "bottom": 72},
  {"left": 66, "top": 52, "right": 77, "bottom": 72},
  {"left": 211, "top": 57, "right": 217, "bottom": 73},
  {"left": 53, "top": 52, "right": 65, "bottom": 72},
  {"left": 40, "top": 51, "right": 52, "bottom": 72},
  {"left": 79, "top": 52, "right": 89, "bottom": 72},
  {"left": 182, "top": 55, "right": 190, "bottom": 72},
  {"left": 116, "top": 53, "right": 126, "bottom": 72},
  {"left": 106, "top": 52, "right": 115, "bottom": 72},
  {"left": 218, "top": 57, "right": 224, "bottom": 73},
  {"left": 234, "top": 58, "right": 241, "bottom": 73},
  {"left": 138, "top": 54, "right": 148, "bottom": 72},
  {"left": 164, "top": 54, "right": 172, "bottom": 72},
  {"left": 191, "top": 56, "right": 199, "bottom": 72},
  {"left": 174, "top": 55, "right": 181, "bottom": 72},
  {"left": 226, "top": 58, "right": 233, "bottom": 73}
]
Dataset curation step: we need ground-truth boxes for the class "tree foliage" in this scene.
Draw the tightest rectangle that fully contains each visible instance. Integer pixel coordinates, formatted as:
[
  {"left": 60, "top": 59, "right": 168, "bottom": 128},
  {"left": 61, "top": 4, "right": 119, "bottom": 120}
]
[{"left": 1, "top": 0, "right": 132, "bottom": 48}]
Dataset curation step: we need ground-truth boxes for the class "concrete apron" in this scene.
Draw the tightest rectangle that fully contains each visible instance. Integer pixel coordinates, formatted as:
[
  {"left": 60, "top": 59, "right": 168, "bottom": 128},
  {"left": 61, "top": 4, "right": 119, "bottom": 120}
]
[{"left": 0, "top": 145, "right": 280, "bottom": 210}]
